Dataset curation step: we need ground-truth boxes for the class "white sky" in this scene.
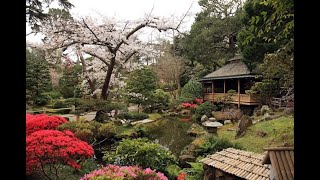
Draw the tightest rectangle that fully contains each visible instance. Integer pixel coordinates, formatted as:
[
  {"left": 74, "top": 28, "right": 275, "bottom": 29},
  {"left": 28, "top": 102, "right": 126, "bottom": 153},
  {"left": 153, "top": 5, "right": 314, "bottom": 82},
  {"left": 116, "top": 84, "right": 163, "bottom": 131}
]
[{"left": 26, "top": 0, "right": 202, "bottom": 43}]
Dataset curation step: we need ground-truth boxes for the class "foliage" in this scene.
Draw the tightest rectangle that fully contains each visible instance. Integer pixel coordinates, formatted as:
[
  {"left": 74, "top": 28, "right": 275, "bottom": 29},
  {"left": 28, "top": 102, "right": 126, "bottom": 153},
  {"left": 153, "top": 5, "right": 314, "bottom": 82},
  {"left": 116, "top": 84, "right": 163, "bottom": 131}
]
[
  {"left": 126, "top": 67, "right": 157, "bottom": 111},
  {"left": 41, "top": 91, "right": 62, "bottom": 100},
  {"left": 216, "top": 89, "right": 236, "bottom": 111},
  {"left": 144, "top": 89, "right": 171, "bottom": 113},
  {"left": 177, "top": 0, "right": 244, "bottom": 68},
  {"left": 181, "top": 79, "right": 203, "bottom": 100},
  {"left": 103, "top": 138, "right": 177, "bottom": 173},
  {"left": 193, "top": 102, "right": 216, "bottom": 122},
  {"left": 26, "top": 114, "right": 68, "bottom": 135},
  {"left": 26, "top": 130, "right": 94, "bottom": 177},
  {"left": 198, "top": 135, "right": 242, "bottom": 156},
  {"left": 250, "top": 78, "right": 279, "bottom": 104},
  {"left": 116, "top": 112, "right": 149, "bottom": 121},
  {"left": 180, "top": 162, "right": 203, "bottom": 180},
  {"left": 59, "top": 62, "right": 83, "bottom": 98},
  {"left": 166, "top": 165, "right": 182, "bottom": 180},
  {"left": 26, "top": 48, "right": 52, "bottom": 104},
  {"left": 80, "top": 164, "right": 168, "bottom": 180},
  {"left": 33, "top": 93, "right": 51, "bottom": 106},
  {"left": 57, "top": 120, "right": 116, "bottom": 143}
]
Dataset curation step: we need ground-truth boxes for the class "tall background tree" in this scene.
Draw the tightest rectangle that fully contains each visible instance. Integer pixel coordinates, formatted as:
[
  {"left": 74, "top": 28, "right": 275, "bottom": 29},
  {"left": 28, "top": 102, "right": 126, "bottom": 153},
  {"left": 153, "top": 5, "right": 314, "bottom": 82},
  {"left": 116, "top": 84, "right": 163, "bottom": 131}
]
[
  {"left": 26, "top": 0, "right": 73, "bottom": 31},
  {"left": 26, "top": 48, "right": 52, "bottom": 105}
]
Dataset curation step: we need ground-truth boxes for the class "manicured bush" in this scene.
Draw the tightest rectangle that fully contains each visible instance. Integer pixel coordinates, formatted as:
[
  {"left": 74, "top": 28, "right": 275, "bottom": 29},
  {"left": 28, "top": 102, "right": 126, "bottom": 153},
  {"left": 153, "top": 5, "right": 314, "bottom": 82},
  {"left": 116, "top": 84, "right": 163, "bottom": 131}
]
[
  {"left": 115, "top": 112, "right": 149, "bottom": 121},
  {"left": 33, "top": 93, "right": 50, "bottom": 106},
  {"left": 26, "top": 130, "right": 94, "bottom": 176},
  {"left": 198, "top": 136, "right": 242, "bottom": 156},
  {"left": 80, "top": 164, "right": 168, "bottom": 180},
  {"left": 42, "top": 91, "right": 62, "bottom": 99},
  {"left": 57, "top": 120, "right": 117, "bottom": 143},
  {"left": 181, "top": 79, "right": 203, "bottom": 99},
  {"left": 192, "top": 102, "right": 216, "bottom": 122},
  {"left": 103, "top": 138, "right": 176, "bottom": 173},
  {"left": 26, "top": 114, "right": 68, "bottom": 135}
]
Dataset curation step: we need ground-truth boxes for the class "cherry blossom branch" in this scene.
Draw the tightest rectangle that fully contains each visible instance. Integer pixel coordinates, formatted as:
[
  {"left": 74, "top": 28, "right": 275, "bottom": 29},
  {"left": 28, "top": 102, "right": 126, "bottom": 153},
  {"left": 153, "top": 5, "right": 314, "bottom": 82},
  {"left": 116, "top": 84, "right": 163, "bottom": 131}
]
[{"left": 83, "top": 50, "right": 110, "bottom": 66}]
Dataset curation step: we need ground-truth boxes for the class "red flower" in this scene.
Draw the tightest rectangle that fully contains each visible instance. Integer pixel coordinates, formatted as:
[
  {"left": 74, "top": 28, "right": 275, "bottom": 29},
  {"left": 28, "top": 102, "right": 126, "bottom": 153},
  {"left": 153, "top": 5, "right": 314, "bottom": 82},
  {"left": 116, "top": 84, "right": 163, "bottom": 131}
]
[
  {"left": 194, "top": 98, "right": 204, "bottom": 104},
  {"left": 26, "top": 114, "right": 68, "bottom": 135},
  {"left": 26, "top": 130, "right": 94, "bottom": 175},
  {"left": 177, "top": 172, "right": 187, "bottom": 180}
]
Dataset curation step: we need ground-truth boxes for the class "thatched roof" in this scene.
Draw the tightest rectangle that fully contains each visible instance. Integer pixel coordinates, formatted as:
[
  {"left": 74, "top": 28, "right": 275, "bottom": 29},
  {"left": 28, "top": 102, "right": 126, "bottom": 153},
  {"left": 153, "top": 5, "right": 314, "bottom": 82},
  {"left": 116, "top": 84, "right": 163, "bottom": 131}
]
[
  {"left": 200, "top": 148, "right": 271, "bottom": 180},
  {"left": 262, "top": 147, "right": 294, "bottom": 180},
  {"left": 200, "top": 56, "right": 257, "bottom": 80}
]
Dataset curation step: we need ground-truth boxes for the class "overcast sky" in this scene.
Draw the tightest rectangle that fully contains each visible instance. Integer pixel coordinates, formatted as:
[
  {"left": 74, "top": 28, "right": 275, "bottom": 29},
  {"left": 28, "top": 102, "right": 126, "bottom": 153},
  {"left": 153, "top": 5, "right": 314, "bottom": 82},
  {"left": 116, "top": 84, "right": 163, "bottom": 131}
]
[{"left": 26, "top": 0, "right": 202, "bottom": 43}]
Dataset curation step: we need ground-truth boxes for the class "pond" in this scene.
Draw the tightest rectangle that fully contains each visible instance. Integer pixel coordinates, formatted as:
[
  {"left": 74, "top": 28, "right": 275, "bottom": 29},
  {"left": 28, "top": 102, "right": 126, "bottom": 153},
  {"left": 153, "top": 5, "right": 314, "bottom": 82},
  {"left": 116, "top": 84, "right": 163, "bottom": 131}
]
[{"left": 143, "top": 117, "right": 195, "bottom": 157}]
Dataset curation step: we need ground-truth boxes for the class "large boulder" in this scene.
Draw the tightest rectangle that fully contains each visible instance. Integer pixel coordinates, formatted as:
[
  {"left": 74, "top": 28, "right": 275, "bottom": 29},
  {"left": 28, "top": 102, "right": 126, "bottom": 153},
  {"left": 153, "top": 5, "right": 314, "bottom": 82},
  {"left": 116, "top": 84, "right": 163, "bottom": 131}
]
[
  {"left": 235, "top": 115, "right": 253, "bottom": 138},
  {"left": 283, "top": 107, "right": 294, "bottom": 115},
  {"left": 224, "top": 120, "right": 232, "bottom": 124},
  {"left": 178, "top": 155, "right": 196, "bottom": 168},
  {"left": 187, "top": 123, "right": 207, "bottom": 137},
  {"left": 260, "top": 105, "right": 271, "bottom": 115},
  {"left": 201, "top": 115, "right": 209, "bottom": 122}
]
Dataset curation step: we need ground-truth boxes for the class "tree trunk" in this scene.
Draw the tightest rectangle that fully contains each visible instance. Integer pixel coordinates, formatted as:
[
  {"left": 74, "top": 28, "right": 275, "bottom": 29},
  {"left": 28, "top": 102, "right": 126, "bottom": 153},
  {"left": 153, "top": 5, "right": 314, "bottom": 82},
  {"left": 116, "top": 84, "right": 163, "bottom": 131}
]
[
  {"left": 101, "top": 57, "right": 116, "bottom": 100},
  {"left": 77, "top": 49, "right": 97, "bottom": 98}
]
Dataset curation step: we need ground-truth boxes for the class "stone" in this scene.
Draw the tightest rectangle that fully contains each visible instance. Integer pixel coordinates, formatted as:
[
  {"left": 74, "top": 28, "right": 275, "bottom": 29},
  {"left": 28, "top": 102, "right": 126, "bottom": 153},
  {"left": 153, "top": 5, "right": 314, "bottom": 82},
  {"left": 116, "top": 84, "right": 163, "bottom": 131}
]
[
  {"left": 187, "top": 123, "right": 207, "bottom": 137},
  {"left": 235, "top": 115, "right": 252, "bottom": 138},
  {"left": 201, "top": 115, "right": 209, "bottom": 122},
  {"left": 227, "top": 128, "right": 236, "bottom": 131},
  {"left": 224, "top": 120, "right": 232, "bottom": 124},
  {"left": 181, "top": 109, "right": 191, "bottom": 116},
  {"left": 256, "top": 130, "right": 267, "bottom": 137},
  {"left": 283, "top": 107, "right": 294, "bottom": 115},
  {"left": 202, "top": 121, "right": 223, "bottom": 133},
  {"left": 263, "top": 113, "right": 272, "bottom": 120},
  {"left": 208, "top": 117, "right": 216, "bottom": 122},
  {"left": 178, "top": 155, "right": 196, "bottom": 168},
  {"left": 260, "top": 105, "right": 271, "bottom": 115},
  {"left": 94, "top": 110, "right": 110, "bottom": 123}
]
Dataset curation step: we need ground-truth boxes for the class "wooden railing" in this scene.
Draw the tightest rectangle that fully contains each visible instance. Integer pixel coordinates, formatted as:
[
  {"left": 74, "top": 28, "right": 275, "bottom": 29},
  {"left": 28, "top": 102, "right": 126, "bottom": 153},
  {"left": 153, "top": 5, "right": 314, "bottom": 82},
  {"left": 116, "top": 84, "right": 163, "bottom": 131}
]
[{"left": 204, "top": 93, "right": 260, "bottom": 105}]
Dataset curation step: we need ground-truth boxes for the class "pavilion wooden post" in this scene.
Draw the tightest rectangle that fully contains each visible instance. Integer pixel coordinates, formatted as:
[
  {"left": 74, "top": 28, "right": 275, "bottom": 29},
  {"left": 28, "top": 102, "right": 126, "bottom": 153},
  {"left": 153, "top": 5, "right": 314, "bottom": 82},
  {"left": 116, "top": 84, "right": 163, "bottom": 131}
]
[
  {"left": 202, "top": 82, "right": 205, "bottom": 100},
  {"left": 238, "top": 79, "right": 240, "bottom": 108},
  {"left": 224, "top": 80, "right": 226, "bottom": 94},
  {"left": 212, "top": 80, "right": 215, "bottom": 103}
]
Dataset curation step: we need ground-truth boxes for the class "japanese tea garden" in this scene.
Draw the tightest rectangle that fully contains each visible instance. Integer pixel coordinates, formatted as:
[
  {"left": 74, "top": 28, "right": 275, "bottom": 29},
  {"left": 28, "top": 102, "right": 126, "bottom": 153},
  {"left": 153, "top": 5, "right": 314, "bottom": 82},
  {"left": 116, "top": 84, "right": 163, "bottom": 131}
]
[{"left": 26, "top": 0, "right": 294, "bottom": 179}]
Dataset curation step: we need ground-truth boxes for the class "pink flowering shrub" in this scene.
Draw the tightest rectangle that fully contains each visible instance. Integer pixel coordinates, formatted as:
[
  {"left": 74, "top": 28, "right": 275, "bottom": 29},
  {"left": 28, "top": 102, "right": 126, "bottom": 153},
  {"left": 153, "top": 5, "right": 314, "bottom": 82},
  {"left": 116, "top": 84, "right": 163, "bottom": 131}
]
[
  {"left": 81, "top": 164, "right": 168, "bottom": 180},
  {"left": 194, "top": 98, "right": 204, "bottom": 104}
]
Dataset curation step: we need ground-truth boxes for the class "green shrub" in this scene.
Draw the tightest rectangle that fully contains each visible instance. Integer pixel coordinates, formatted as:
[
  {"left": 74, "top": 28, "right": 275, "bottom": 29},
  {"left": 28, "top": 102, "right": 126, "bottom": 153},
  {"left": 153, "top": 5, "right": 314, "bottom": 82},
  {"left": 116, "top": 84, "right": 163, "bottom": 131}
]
[
  {"left": 181, "top": 79, "right": 203, "bottom": 99},
  {"left": 115, "top": 112, "right": 149, "bottom": 121},
  {"left": 42, "top": 91, "right": 62, "bottom": 99},
  {"left": 198, "top": 135, "right": 242, "bottom": 156},
  {"left": 103, "top": 138, "right": 177, "bottom": 173},
  {"left": 53, "top": 100, "right": 67, "bottom": 109},
  {"left": 193, "top": 102, "right": 216, "bottom": 122},
  {"left": 166, "top": 165, "right": 182, "bottom": 180},
  {"left": 180, "top": 162, "right": 204, "bottom": 180},
  {"left": 97, "top": 122, "right": 117, "bottom": 138},
  {"left": 57, "top": 120, "right": 102, "bottom": 143},
  {"left": 33, "top": 94, "right": 50, "bottom": 106}
]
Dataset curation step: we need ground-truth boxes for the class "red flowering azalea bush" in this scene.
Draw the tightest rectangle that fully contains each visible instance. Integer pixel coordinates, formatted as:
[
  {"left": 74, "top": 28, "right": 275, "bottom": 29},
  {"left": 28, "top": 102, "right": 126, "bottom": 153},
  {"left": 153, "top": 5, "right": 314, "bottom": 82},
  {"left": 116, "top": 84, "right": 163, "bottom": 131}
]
[
  {"left": 80, "top": 164, "right": 168, "bottom": 180},
  {"left": 26, "top": 114, "right": 68, "bottom": 135},
  {"left": 194, "top": 98, "right": 204, "bottom": 104},
  {"left": 177, "top": 172, "right": 187, "bottom": 180},
  {"left": 26, "top": 130, "right": 94, "bottom": 175},
  {"left": 181, "top": 102, "right": 197, "bottom": 108}
]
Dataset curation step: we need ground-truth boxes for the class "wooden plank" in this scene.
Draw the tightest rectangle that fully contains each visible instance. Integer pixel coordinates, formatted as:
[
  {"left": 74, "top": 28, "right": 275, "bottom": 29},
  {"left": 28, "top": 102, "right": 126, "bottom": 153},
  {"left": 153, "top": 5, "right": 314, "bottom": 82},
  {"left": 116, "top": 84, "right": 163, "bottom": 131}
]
[
  {"left": 289, "top": 151, "right": 294, "bottom": 164},
  {"left": 269, "top": 151, "right": 282, "bottom": 180},
  {"left": 238, "top": 79, "right": 240, "bottom": 108},
  {"left": 212, "top": 80, "right": 214, "bottom": 103},
  {"left": 275, "top": 151, "right": 288, "bottom": 180},
  {"left": 280, "top": 151, "right": 293, "bottom": 180},
  {"left": 285, "top": 151, "right": 294, "bottom": 178},
  {"left": 263, "top": 147, "right": 294, "bottom": 151}
]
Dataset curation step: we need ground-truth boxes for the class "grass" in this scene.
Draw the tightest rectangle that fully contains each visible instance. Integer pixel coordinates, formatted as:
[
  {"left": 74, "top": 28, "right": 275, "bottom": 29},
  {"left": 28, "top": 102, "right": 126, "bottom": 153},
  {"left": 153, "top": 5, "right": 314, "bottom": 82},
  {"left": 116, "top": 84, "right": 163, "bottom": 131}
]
[
  {"left": 148, "top": 113, "right": 162, "bottom": 120},
  {"left": 217, "top": 115, "right": 294, "bottom": 153}
]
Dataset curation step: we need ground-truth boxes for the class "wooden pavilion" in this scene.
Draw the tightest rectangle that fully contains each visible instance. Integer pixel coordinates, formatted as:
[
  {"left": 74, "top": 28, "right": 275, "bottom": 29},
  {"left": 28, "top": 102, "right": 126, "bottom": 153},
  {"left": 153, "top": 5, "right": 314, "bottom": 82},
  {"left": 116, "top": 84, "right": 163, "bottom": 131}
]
[{"left": 199, "top": 55, "right": 261, "bottom": 107}]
